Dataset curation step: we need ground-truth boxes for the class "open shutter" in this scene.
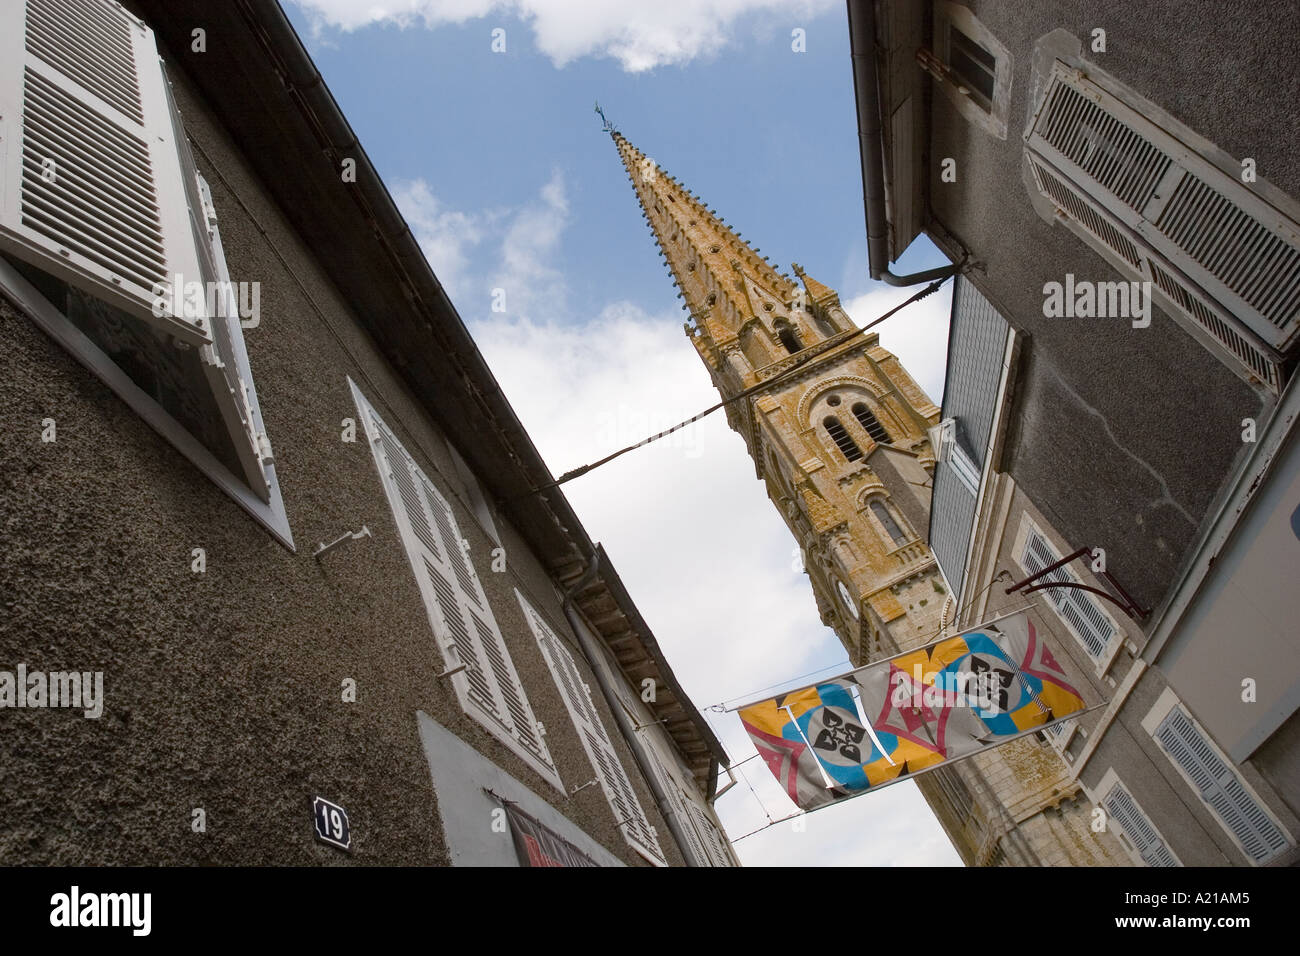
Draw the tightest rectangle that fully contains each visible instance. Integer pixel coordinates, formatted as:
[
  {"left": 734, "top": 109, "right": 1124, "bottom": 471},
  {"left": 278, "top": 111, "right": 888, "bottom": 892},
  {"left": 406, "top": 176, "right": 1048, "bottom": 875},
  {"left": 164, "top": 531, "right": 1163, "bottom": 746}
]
[
  {"left": 1026, "top": 63, "right": 1294, "bottom": 391},
  {"left": 1155, "top": 706, "right": 1290, "bottom": 864},
  {"left": 353, "top": 384, "right": 559, "bottom": 788},
  {"left": 518, "top": 592, "right": 667, "bottom": 866},
  {"left": 0, "top": 0, "right": 212, "bottom": 345},
  {"left": 1103, "top": 781, "right": 1180, "bottom": 867}
]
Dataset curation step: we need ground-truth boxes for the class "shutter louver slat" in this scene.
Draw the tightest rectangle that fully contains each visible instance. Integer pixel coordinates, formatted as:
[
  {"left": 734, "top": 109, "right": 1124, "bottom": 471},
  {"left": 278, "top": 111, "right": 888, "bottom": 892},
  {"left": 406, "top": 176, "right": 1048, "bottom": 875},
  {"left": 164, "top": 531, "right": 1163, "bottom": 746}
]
[
  {"left": 1156, "top": 706, "right": 1290, "bottom": 863},
  {"left": 354, "top": 387, "right": 560, "bottom": 789},
  {"left": 1021, "top": 530, "right": 1114, "bottom": 659},
  {"left": 0, "top": 0, "right": 212, "bottom": 344},
  {"left": 1026, "top": 64, "right": 1299, "bottom": 386},
  {"left": 519, "top": 591, "right": 666, "bottom": 865},
  {"left": 27, "top": 0, "right": 143, "bottom": 124},
  {"left": 427, "top": 479, "right": 481, "bottom": 608},
  {"left": 1104, "top": 783, "right": 1180, "bottom": 866},
  {"left": 424, "top": 560, "right": 496, "bottom": 714}
]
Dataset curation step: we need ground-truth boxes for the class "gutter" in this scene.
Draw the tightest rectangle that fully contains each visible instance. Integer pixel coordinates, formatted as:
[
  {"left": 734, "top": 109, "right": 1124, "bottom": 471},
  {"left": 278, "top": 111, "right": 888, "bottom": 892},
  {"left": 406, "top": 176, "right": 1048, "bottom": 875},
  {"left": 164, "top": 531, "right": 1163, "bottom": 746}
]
[
  {"left": 561, "top": 552, "right": 703, "bottom": 867},
  {"left": 847, "top": 0, "right": 960, "bottom": 287}
]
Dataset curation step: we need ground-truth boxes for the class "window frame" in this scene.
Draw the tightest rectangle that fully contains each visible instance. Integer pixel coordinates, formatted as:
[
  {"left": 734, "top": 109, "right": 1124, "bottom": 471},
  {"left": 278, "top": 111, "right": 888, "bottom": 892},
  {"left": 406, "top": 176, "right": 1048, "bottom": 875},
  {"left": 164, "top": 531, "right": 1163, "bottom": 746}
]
[
  {"left": 933, "top": 1, "right": 1013, "bottom": 139},
  {"left": 0, "top": 0, "right": 290, "bottom": 547}
]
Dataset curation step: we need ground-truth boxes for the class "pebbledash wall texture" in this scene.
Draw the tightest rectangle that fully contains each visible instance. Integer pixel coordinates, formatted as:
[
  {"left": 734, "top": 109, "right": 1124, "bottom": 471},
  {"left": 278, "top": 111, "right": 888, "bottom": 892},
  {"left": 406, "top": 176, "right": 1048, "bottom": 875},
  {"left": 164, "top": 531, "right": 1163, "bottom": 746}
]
[{"left": 0, "top": 1, "right": 700, "bottom": 867}]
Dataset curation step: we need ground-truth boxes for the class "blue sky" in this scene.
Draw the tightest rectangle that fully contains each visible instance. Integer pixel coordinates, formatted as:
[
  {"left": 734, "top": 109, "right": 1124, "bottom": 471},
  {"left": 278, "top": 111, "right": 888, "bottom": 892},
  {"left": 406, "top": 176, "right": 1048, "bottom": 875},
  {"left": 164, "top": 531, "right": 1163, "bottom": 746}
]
[{"left": 284, "top": 0, "right": 960, "bottom": 866}]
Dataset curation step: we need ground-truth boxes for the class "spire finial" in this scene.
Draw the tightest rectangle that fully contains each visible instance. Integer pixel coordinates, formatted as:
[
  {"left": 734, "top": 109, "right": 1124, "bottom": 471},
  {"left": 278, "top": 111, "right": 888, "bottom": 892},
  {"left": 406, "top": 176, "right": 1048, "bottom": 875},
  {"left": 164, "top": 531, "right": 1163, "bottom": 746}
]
[{"left": 594, "top": 100, "right": 616, "bottom": 134}]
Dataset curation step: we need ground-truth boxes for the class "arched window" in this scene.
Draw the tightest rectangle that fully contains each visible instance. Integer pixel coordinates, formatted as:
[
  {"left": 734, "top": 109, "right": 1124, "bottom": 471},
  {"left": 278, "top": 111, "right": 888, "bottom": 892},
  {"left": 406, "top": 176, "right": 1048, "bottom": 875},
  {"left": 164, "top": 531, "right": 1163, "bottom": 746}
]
[
  {"left": 869, "top": 499, "right": 908, "bottom": 545},
  {"left": 823, "top": 416, "right": 863, "bottom": 462},
  {"left": 775, "top": 320, "right": 802, "bottom": 355},
  {"left": 852, "top": 402, "right": 890, "bottom": 444}
]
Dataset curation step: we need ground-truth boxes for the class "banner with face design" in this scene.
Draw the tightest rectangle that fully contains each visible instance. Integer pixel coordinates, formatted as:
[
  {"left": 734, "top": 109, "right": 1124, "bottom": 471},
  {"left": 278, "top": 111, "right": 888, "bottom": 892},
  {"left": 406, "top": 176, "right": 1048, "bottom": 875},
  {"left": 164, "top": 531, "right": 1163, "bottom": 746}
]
[{"left": 737, "top": 612, "right": 1087, "bottom": 811}]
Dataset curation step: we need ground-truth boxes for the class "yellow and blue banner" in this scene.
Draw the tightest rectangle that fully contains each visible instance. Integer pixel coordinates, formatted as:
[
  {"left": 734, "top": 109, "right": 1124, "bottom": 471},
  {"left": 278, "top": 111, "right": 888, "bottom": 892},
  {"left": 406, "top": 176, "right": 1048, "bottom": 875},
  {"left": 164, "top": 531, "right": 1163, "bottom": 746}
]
[{"left": 738, "top": 612, "right": 1086, "bottom": 811}]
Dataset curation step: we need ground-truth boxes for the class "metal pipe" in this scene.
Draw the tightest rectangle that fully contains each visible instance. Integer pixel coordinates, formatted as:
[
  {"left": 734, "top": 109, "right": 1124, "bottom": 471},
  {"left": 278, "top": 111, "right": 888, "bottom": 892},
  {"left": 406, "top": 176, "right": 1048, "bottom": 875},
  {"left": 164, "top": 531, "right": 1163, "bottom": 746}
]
[{"left": 847, "top": 0, "right": 960, "bottom": 287}]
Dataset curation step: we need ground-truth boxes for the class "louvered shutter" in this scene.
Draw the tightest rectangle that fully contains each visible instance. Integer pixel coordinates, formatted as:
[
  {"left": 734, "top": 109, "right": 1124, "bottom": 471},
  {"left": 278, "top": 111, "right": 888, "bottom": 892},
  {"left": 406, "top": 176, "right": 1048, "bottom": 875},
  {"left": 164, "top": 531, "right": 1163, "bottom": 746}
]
[
  {"left": 1026, "top": 63, "right": 1293, "bottom": 391},
  {"left": 354, "top": 387, "right": 558, "bottom": 787},
  {"left": 1103, "top": 781, "right": 1180, "bottom": 867},
  {"left": 517, "top": 592, "right": 667, "bottom": 866},
  {"left": 1155, "top": 706, "right": 1290, "bottom": 864},
  {"left": 0, "top": 0, "right": 212, "bottom": 345},
  {"left": 1021, "top": 529, "right": 1114, "bottom": 660},
  {"left": 685, "top": 799, "right": 732, "bottom": 866}
]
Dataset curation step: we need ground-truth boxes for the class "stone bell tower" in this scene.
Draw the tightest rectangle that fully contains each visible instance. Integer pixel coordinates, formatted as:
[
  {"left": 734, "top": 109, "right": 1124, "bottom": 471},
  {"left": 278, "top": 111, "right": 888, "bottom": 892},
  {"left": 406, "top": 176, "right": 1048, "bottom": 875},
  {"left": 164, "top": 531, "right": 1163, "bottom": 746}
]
[
  {"left": 610, "top": 131, "right": 1127, "bottom": 868},
  {"left": 611, "top": 132, "right": 951, "bottom": 666}
]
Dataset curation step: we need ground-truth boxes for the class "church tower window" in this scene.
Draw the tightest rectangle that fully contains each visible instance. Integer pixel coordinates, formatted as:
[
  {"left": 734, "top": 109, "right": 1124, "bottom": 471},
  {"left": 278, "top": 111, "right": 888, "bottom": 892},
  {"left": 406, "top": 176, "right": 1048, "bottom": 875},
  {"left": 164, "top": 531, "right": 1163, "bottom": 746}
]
[
  {"left": 869, "top": 499, "right": 908, "bottom": 546},
  {"left": 852, "top": 402, "right": 891, "bottom": 444},
  {"left": 775, "top": 320, "right": 803, "bottom": 355},
  {"left": 824, "top": 416, "right": 863, "bottom": 462}
]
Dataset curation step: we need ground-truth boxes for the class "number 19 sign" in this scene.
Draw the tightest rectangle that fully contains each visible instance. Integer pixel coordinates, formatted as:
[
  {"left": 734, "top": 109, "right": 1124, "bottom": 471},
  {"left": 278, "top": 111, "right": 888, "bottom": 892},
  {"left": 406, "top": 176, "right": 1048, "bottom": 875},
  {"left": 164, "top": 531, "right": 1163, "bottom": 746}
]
[{"left": 312, "top": 796, "right": 352, "bottom": 852}]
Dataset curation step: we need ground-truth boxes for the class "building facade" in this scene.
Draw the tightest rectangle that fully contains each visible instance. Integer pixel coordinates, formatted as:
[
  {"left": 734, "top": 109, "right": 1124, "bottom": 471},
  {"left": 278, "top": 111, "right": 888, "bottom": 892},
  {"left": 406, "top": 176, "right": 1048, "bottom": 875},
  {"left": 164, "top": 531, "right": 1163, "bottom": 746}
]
[
  {"left": 855, "top": 0, "right": 1300, "bottom": 866},
  {"left": 610, "top": 130, "right": 1113, "bottom": 864},
  {"left": 0, "top": 0, "right": 737, "bottom": 867}
]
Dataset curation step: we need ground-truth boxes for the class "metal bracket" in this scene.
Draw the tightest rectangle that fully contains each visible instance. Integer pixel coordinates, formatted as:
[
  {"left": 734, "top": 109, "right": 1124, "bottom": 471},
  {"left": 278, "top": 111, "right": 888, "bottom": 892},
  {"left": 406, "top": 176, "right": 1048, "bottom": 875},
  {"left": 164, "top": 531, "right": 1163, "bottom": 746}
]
[
  {"left": 1005, "top": 546, "right": 1150, "bottom": 621},
  {"left": 313, "top": 525, "right": 371, "bottom": 560}
]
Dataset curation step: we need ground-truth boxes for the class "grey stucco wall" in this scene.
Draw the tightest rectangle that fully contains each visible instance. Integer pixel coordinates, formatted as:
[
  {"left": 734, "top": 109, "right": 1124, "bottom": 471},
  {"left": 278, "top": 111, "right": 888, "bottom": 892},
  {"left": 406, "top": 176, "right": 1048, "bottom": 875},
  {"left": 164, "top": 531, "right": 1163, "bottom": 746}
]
[
  {"left": 977, "top": 485, "right": 1299, "bottom": 866},
  {"left": 924, "top": 0, "right": 1299, "bottom": 614},
  {"left": 0, "top": 36, "right": 681, "bottom": 867}
]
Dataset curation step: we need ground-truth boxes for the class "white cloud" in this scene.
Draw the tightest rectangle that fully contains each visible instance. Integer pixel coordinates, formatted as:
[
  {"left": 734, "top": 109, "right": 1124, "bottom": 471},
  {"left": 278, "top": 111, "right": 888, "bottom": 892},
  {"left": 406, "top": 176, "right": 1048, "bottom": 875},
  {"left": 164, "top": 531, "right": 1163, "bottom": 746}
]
[
  {"left": 289, "top": 0, "right": 837, "bottom": 71},
  {"left": 843, "top": 283, "right": 954, "bottom": 406},
  {"left": 392, "top": 178, "right": 492, "bottom": 302}
]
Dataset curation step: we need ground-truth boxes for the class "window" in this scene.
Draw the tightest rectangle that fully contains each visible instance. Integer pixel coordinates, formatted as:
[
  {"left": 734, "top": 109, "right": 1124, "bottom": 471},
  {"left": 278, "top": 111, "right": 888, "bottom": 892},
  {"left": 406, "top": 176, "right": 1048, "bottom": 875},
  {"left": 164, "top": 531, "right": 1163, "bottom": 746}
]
[
  {"left": 851, "top": 402, "right": 891, "bottom": 444},
  {"left": 947, "top": 25, "right": 995, "bottom": 111},
  {"left": 1025, "top": 60, "right": 1298, "bottom": 392},
  {"left": 869, "top": 499, "right": 908, "bottom": 546},
  {"left": 515, "top": 590, "right": 666, "bottom": 865},
  {"left": 1144, "top": 694, "right": 1291, "bottom": 865},
  {"left": 932, "top": 2, "right": 1012, "bottom": 139},
  {"left": 775, "top": 320, "right": 802, "bottom": 354},
  {"left": 1018, "top": 523, "right": 1117, "bottom": 662},
  {"left": 0, "top": 0, "right": 289, "bottom": 546},
  {"left": 937, "top": 418, "right": 980, "bottom": 495},
  {"left": 823, "top": 416, "right": 863, "bottom": 462},
  {"left": 352, "top": 381, "right": 561, "bottom": 790},
  {"left": 1100, "top": 772, "right": 1181, "bottom": 867}
]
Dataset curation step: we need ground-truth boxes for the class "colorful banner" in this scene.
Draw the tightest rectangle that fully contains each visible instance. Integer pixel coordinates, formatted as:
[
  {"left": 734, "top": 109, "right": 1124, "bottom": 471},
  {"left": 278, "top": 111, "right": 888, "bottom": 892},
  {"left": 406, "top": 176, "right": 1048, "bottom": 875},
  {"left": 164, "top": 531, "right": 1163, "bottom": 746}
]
[{"left": 739, "top": 612, "right": 1086, "bottom": 810}]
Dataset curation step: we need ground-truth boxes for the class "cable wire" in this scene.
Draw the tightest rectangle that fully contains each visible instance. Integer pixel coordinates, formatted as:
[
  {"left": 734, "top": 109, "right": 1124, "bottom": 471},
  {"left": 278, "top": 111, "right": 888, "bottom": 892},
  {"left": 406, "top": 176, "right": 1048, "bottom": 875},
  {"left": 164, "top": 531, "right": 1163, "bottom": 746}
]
[{"left": 527, "top": 275, "right": 952, "bottom": 495}]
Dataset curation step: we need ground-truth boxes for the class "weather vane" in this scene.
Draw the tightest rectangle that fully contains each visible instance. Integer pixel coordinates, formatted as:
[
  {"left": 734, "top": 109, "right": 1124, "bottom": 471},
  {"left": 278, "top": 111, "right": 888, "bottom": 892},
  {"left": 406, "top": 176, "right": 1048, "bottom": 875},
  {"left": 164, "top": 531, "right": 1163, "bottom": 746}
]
[{"left": 594, "top": 100, "right": 616, "bottom": 134}]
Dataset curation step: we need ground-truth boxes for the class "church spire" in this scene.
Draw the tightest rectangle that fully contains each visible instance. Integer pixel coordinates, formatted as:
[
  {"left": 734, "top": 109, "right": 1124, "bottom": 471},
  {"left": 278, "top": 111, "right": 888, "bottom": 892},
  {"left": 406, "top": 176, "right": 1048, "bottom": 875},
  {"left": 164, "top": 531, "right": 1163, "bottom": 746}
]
[{"left": 612, "top": 133, "right": 838, "bottom": 388}]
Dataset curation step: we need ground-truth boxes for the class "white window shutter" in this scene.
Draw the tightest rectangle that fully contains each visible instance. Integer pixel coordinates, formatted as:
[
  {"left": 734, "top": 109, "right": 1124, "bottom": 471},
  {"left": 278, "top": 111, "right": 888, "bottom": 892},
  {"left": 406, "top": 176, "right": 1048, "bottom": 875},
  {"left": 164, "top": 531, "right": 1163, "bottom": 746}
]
[
  {"left": 1021, "top": 529, "right": 1114, "bottom": 660},
  {"left": 686, "top": 800, "right": 732, "bottom": 866},
  {"left": 1155, "top": 706, "right": 1290, "bottom": 864},
  {"left": 1102, "top": 781, "right": 1180, "bottom": 867},
  {"left": 0, "top": 0, "right": 213, "bottom": 345},
  {"left": 353, "top": 384, "right": 560, "bottom": 788},
  {"left": 517, "top": 591, "right": 668, "bottom": 866},
  {"left": 1025, "top": 64, "right": 1294, "bottom": 391}
]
